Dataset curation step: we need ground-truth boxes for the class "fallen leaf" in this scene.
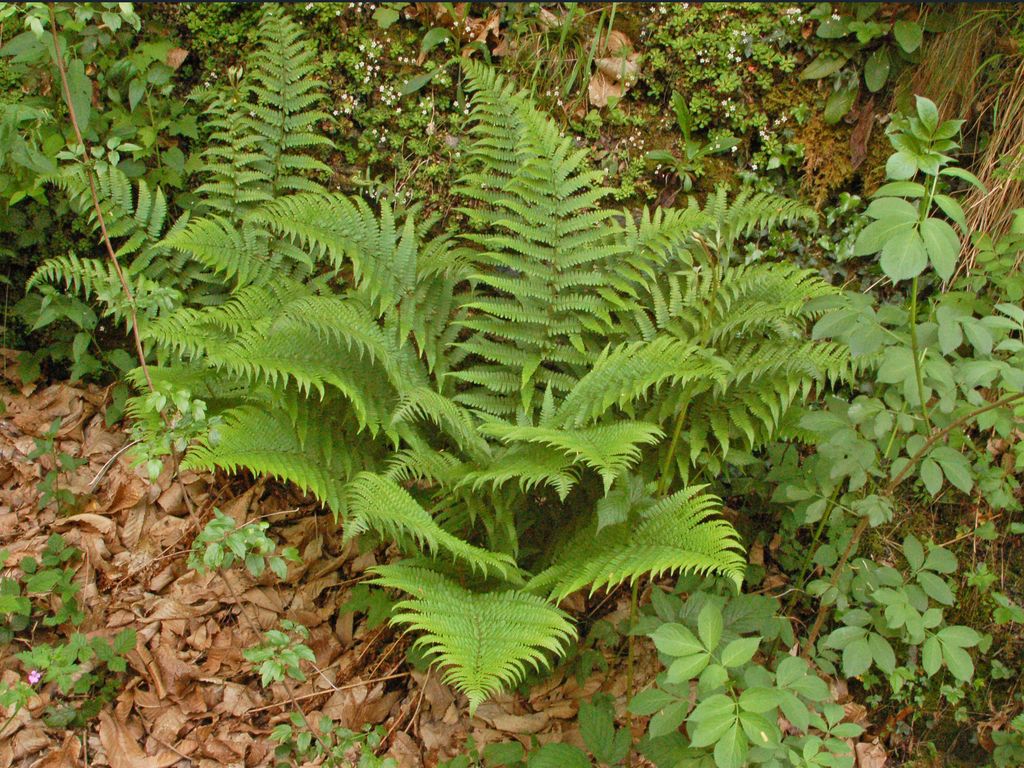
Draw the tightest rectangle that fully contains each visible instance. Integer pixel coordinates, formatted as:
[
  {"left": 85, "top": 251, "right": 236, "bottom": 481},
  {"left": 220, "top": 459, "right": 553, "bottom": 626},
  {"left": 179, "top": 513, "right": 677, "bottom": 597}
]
[
  {"left": 855, "top": 741, "right": 887, "bottom": 768},
  {"left": 166, "top": 47, "right": 188, "bottom": 70},
  {"left": 98, "top": 711, "right": 179, "bottom": 768}
]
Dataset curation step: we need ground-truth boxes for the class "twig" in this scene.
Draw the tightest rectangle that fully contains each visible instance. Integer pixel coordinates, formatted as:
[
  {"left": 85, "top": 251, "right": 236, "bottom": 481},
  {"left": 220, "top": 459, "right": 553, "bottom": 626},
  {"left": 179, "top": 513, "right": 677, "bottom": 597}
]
[
  {"left": 245, "top": 672, "right": 410, "bottom": 715},
  {"left": 47, "top": 5, "right": 156, "bottom": 396},
  {"left": 87, "top": 438, "right": 141, "bottom": 493}
]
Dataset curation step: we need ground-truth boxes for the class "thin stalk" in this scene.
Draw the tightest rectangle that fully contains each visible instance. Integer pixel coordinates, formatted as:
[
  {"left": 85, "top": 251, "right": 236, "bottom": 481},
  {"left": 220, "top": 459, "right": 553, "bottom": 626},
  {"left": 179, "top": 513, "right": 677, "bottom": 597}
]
[{"left": 908, "top": 276, "right": 932, "bottom": 432}]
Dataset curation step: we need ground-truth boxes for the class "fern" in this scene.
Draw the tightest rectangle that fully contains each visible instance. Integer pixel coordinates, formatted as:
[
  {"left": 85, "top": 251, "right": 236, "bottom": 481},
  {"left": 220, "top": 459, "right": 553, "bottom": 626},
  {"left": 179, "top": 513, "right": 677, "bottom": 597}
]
[
  {"left": 526, "top": 485, "right": 746, "bottom": 600},
  {"left": 369, "top": 563, "right": 575, "bottom": 714}
]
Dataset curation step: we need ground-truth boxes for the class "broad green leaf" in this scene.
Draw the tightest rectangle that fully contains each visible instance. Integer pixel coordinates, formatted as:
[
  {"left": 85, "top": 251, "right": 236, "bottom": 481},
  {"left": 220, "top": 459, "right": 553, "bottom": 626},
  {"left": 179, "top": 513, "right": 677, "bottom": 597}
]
[
  {"left": 666, "top": 653, "right": 710, "bottom": 683},
  {"left": 528, "top": 744, "right": 591, "bottom": 768},
  {"left": 842, "top": 637, "right": 872, "bottom": 677},
  {"left": 714, "top": 722, "right": 748, "bottom": 768},
  {"left": 941, "top": 642, "right": 974, "bottom": 681},
  {"left": 894, "top": 20, "right": 923, "bottom": 53},
  {"left": 67, "top": 59, "right": 92, "bottom": 133},
  {"left": 688, "top": 694, "right": 736, "bottom": 747},
  {"left": 919, "top": 458, "right": 942, "bottom": 496},
  {"left": 903, "top": 535, "right": 925, "bottom": 571},
  {"left": 719, "top": 636, "right": 760, "bottom": 668},
  {"left": 917, "top": 571, "right": 954, "bottom": 605},
  {"left": 865, "top": 47, "right": 890, "bottom": 92},
  {"left": 800, "top": 53, "right": 849, "bottom": 80},
  {"left": 930, "top": 447, "right": 973, "bottom": 493},
  {"left": 420, "top": 27, "right": 452, "bottom": 56},
  {"left": 651, "top": 623, "right": 703, "bottom": 657},
  {"left": 865, "top": 197, "right": 917, "bottom": 222},
  {"left": 938, "top": 625, "right": 980, "bottom": 647},
  {"left": 739, "top": 711, "right": 779, "bottom": 747},
  {"left": 854, "top": 217, "right": 914, "bottom": 256},
  {"left": 824, "top": 84, "right": 858, "bottom": 124},
  {"left": 922, "top": 635, "right": 942, "bottom": 675},
  {"left": 880, "top": 227, "right": 927, "bottom": 281},
  {"left": 867, "top": 633, "right": 896, "bottom": 674},
  {"left": 648, "top": 700, "right": 689, "bottom": 739},
  {"left": 885, "top": 151, "right": 919, "bottom": 181},
  {"left": 739, "top": 687, "right": 781, "bottom": 714},
  {"left": 629, "top": 688, "right": 678, "bottom": 716},
  {"left": 920, "top": 217, "right": 960, "bottom": 280},
  {"left": 697, "top": 602, "right": 723, "bottom": 651},
  {"left": 915, "top": 95, "right": 939, "bottom": 133}
]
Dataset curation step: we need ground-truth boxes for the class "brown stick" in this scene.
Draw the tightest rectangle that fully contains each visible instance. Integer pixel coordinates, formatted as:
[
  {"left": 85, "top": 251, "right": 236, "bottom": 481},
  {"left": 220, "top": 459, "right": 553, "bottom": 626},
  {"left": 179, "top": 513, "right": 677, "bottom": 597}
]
[
  {"left": 801, "top": 391, "right": 1024, "bottom": 656},
  {"left": 47, "top": 5, "right": 156, "bottom": 395}
]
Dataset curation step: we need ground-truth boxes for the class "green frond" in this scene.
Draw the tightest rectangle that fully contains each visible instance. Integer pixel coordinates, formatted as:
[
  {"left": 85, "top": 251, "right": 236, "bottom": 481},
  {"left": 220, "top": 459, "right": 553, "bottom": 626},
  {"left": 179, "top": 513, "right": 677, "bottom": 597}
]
[
  {"left": 183, "top": 405, "right": 350, "bottom": 512},
  {"left": 344, "top": 473, "right": 517, "bottom": 579},
  {"left": 480, "top": 421, "right": 664, "bottom": 492},
  {"left": 526, "top": 485, "right": 745, "bottom": 600},
  {"left": 370, "top": 562, "right": 575, "bottom": 714}
]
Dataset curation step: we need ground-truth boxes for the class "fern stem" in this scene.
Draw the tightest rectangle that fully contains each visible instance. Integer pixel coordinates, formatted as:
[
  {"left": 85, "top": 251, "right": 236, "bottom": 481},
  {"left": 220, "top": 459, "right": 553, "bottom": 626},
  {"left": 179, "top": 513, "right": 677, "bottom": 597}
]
[
  {"left": 657, "top": 401, "right": 689, "bottom": 496},
  {"left": 908, "top": 275, "right": 932, "bottom": 432}
]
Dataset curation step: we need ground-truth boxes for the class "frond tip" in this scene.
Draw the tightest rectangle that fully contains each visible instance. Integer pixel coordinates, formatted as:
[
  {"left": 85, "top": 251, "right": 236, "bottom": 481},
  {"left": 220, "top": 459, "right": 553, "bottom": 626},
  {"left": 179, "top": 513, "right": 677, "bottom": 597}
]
[
  {"left": 370, "top": 563, "right": 576, "bottom": 714},
  {"left": 526, "top": 485, "right": 746, "bottom": 601}
]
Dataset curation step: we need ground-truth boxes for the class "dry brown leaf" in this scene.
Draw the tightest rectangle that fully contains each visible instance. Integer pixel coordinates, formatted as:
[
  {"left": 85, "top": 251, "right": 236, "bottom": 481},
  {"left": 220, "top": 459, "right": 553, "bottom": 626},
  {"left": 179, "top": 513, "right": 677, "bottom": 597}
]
[
  {"left": 855, "top": 742, "right": 887, "bottom": 768},
  {"left": 98, "top": 710, "right": 178, "bottom": 768},
  {"left": 166, "top": 47, "right": 188, "bottom": 70},
  {"left": 31, "top": 732, "right": 81, "bottom": 767}
]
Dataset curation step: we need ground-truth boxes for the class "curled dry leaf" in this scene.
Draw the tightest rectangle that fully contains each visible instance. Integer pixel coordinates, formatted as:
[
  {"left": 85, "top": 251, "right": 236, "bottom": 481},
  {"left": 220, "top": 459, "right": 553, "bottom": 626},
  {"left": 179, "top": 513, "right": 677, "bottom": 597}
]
[
  {"left": 855, "top": 741, "right": 888, "bottom": 768},
  {"left": 165, "top": 47, "right": 188, "bottom": 70},
  {"left": 588, "top": 30, "right": 640, "bottom": 108}
]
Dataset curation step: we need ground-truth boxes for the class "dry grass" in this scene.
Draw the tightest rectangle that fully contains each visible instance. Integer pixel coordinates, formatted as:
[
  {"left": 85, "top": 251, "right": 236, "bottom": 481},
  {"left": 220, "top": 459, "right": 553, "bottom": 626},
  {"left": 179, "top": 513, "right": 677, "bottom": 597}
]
[{"left": 905, "top": 6, "right": 1024, "bottom": 277}]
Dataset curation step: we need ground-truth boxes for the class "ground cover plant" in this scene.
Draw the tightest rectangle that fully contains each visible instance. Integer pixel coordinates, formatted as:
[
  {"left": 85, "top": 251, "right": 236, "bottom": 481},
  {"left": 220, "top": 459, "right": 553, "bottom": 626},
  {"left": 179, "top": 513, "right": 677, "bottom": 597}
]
[{"left": 1, "top": 3, "right": 1023, "bottom": 767}]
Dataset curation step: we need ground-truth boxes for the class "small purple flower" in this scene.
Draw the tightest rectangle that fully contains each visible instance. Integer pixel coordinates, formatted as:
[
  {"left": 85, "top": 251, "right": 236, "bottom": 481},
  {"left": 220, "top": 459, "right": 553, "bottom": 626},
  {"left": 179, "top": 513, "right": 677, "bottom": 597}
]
[{"left": 27, "top": 670, "right": 42, "bottom": 685}]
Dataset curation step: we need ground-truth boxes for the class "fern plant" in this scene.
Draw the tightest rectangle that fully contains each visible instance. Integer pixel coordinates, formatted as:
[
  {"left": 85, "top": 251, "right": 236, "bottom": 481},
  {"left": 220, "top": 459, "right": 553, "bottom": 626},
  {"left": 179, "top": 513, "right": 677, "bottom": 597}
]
[{"left": 29, "top": 15, "right": 851, "bottom": 712}]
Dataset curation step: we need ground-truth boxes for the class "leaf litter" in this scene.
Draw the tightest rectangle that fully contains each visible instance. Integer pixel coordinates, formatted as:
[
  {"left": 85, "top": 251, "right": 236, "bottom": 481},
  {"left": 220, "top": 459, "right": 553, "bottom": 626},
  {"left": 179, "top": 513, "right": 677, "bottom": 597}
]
[{"left": 0, "top": 362, "right": 882, "bottom": 767}]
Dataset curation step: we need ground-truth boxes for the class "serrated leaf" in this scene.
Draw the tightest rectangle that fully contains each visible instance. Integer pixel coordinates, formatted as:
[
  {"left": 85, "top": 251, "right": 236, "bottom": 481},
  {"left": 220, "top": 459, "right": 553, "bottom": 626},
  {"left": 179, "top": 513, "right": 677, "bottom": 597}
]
[
  {"left": 652, "top": 623, "right": 703, "bottom": 657},
  {"left": 719, "top": 636, "right": 760, "bottom": 668}
]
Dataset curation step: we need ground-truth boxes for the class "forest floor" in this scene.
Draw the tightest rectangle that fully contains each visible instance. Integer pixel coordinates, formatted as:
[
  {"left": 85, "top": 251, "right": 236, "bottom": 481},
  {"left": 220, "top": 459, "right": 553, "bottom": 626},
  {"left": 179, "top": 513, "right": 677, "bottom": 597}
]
[{"left": 0, "top": 356, "right": 674, "bottom": 768}]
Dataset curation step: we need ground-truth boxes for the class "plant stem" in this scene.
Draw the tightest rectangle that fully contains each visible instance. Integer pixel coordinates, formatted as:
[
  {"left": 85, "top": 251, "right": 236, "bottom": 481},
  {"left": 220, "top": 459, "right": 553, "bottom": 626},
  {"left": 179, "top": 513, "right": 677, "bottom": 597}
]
[
  {"left": 908, "top": 275, "right": 932, "bottom": 431},
  {"left": 47, "top": 6, "right": 156, "bottom": 397},
  {"left": 658, "top": 401, "right": 689, "bottom": 496},
  {"left": 625, "top": 578, "right": 640, "bottom": 765}
]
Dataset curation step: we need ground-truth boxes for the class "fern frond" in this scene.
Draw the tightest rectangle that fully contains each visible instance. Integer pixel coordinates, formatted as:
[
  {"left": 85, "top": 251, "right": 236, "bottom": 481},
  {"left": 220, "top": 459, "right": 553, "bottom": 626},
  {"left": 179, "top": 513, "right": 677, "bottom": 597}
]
[
  {"left": 370, "top": 563, "right": 575, "bottom": 714},
  {"left": 526, "top": 485, "right": 745, "bottom": 600},
  {"left": 183, "top": 405, "right": 350, "bottom": 512}
]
